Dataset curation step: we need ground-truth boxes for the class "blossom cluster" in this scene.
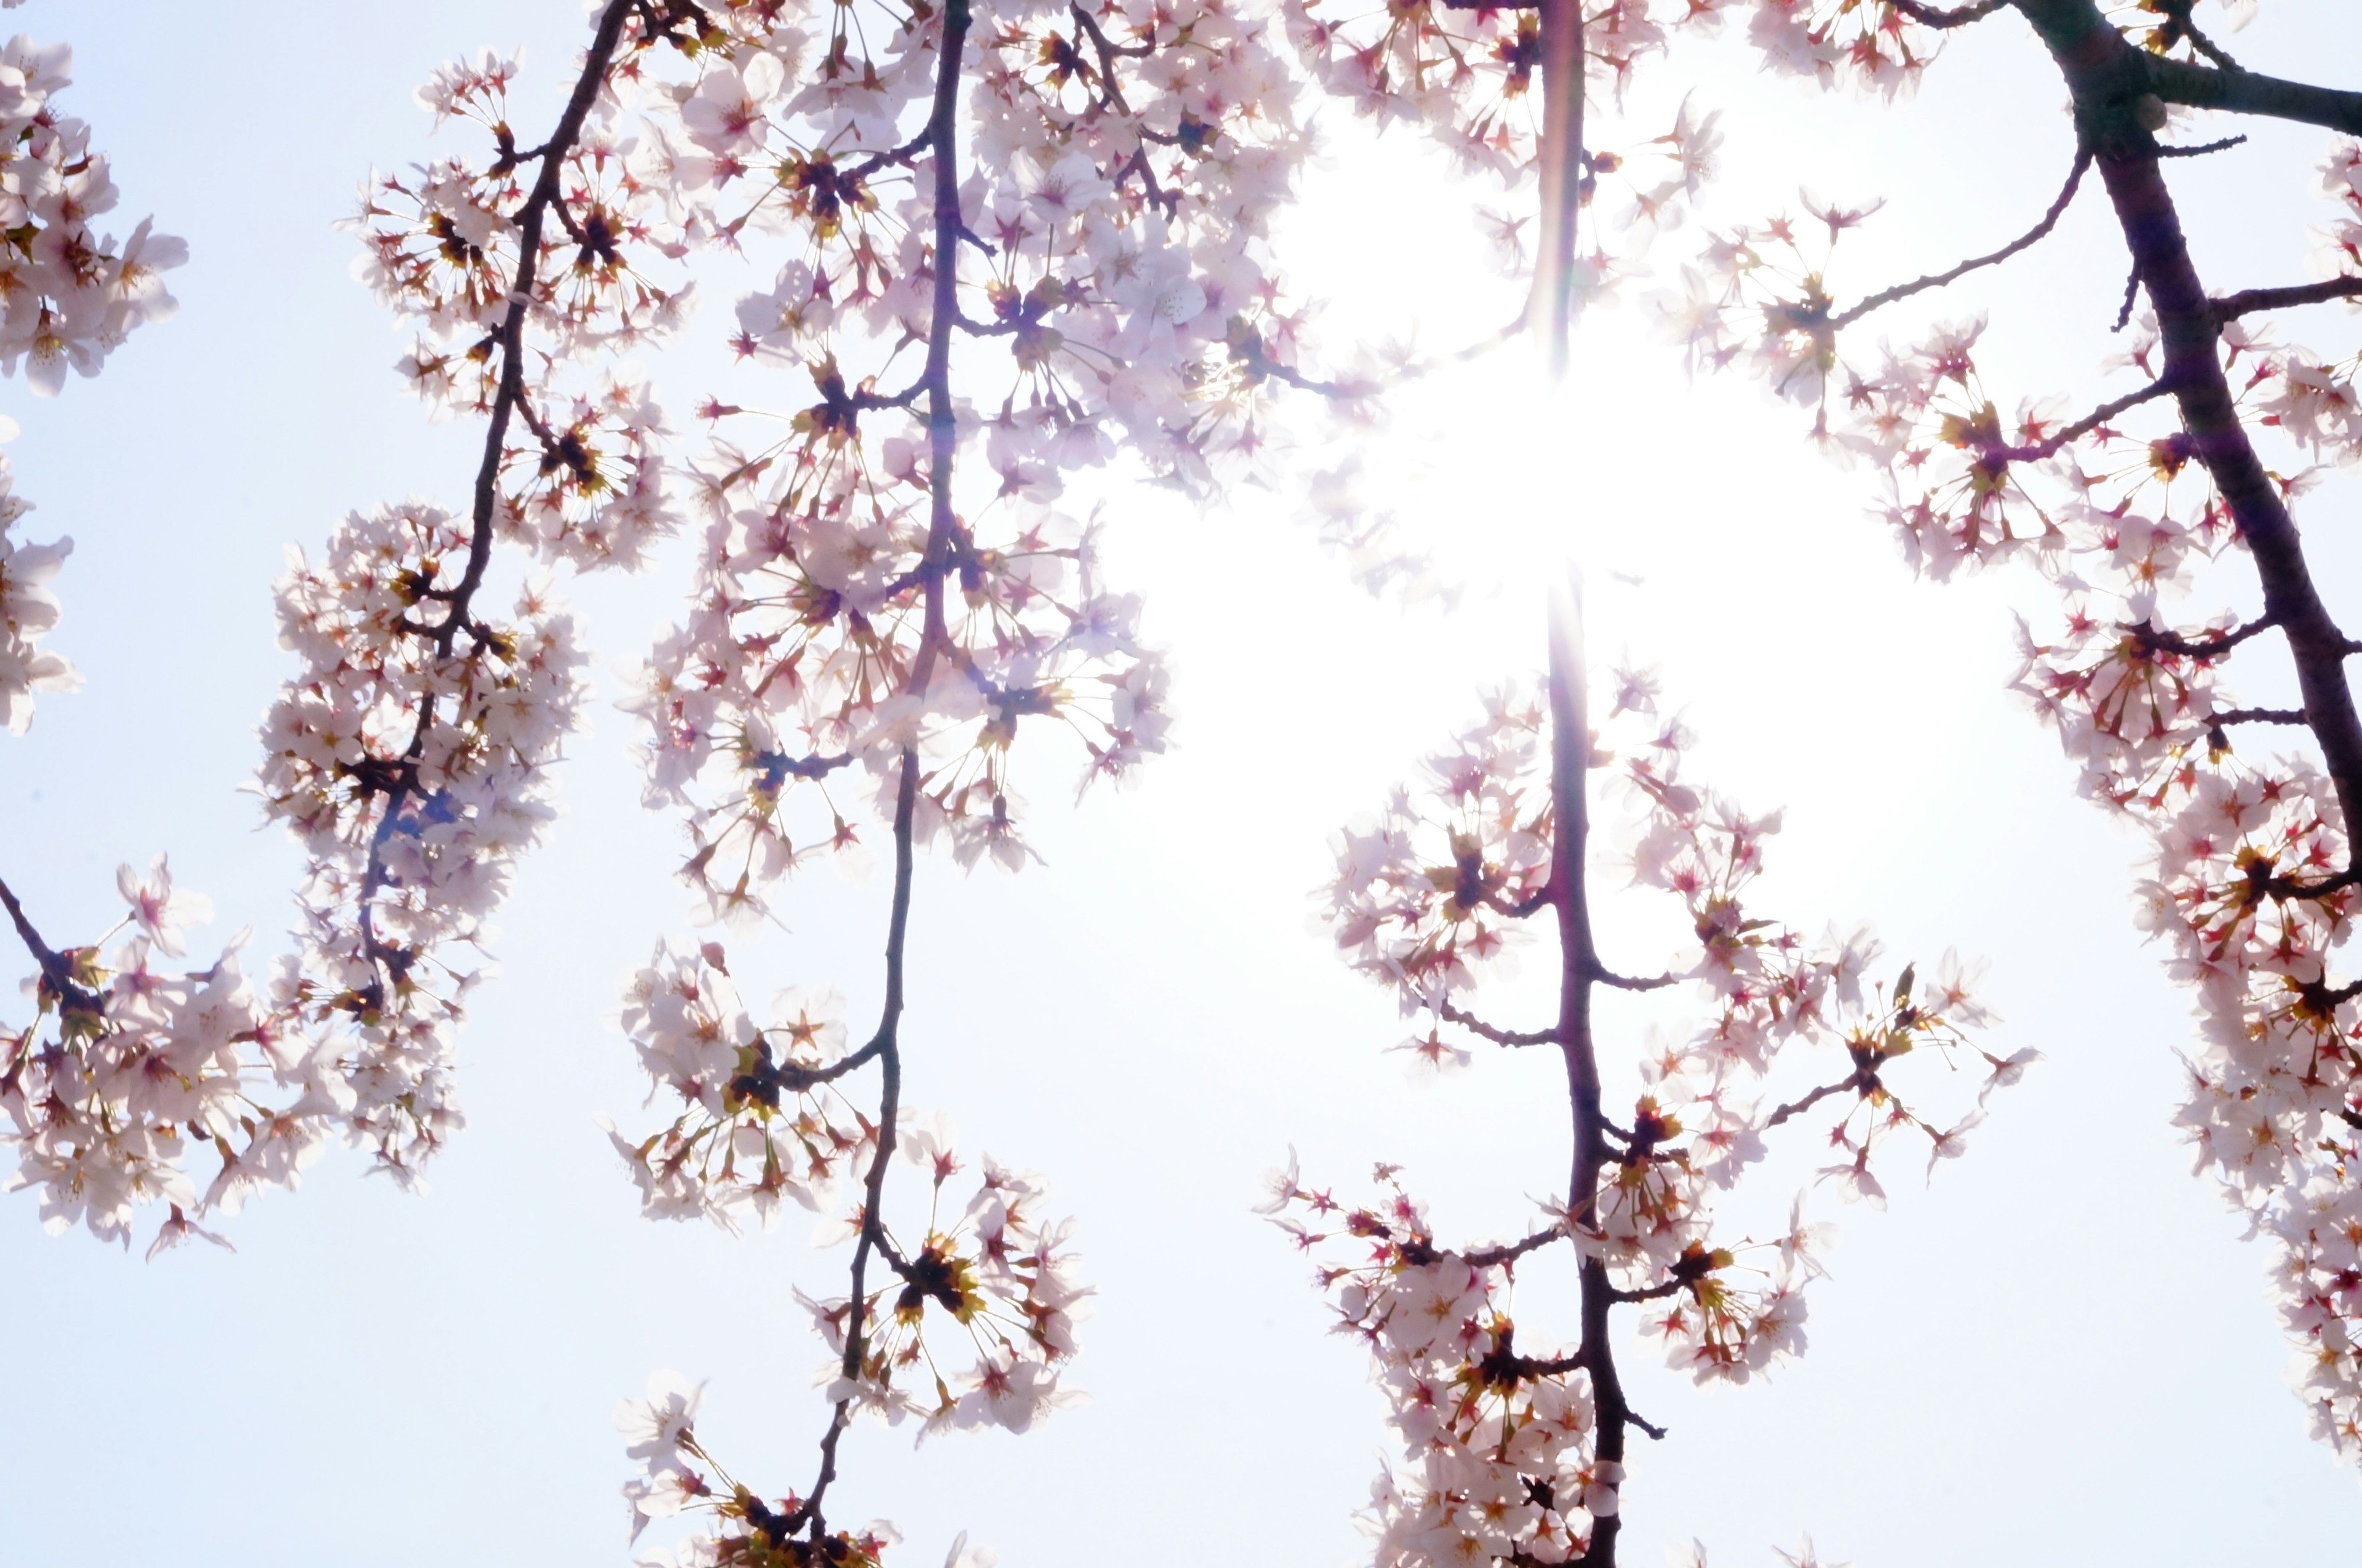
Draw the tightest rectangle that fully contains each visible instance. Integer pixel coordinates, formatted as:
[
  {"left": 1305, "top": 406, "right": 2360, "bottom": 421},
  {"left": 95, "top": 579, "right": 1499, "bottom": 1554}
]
[
  {"left": 606, "top": 939, "right": 875, "bottom": 1229},
  {"left": 351, "top": 44, "right": 691, "bottom": 570},
  {"left": 616, "top": 1370, "right": 904, "bottom": 1567},
  {"left": 255, "top": 500, "right": 590, "bottom": 1182},
  {"left": 795, "top": 1124, "right": 1088, "bottom": 1439},
  {"left": 621, "top": 0, "right": 1333, "bottom": 905},
  {"left": 1, "top": 858, "right": 349, "bottom": 1253},
  {"left": 1328, "top": 683, "right": 1554, "bottom": 1031},
  {"left": 0, "top": 23, "right": 186, "bottom": 727},
  {"left": 6, "top": 10, "right": 710, "bottom": 1245},
  {"left": 0, "top": 436, "right": 71, "bottom": 733},
  {"left": 0, "top": 30, "right": 186, "bottom": 394},
  {"left": 1265, "top": 1169, "right": 1618, "bottom": 1565}
]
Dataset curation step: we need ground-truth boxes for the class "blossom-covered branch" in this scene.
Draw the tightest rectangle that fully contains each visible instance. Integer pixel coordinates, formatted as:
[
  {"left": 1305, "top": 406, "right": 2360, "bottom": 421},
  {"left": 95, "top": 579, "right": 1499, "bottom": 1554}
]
[
  {"left": 1279, "top": 610, "right": 2020, "bottom": 1567},
  {"left": 1654, "top": 0, "right": 2362, "bottom": 1471}
]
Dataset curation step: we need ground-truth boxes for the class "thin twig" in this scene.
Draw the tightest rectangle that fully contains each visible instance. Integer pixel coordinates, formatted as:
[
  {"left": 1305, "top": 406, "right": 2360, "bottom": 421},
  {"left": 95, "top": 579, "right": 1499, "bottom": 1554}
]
[
  {"left": 1830, "top": 147, "right": 2091, "bottom": 330},
  {"left": 1442, "top": 1000, "right": 1559, "bottom": 1048},
  {"left": 1465, "top": 1226, "right": 1567, "bottom": 1268},
  {"left": 2156, "top": 133, "right": 2248, "bottom": 159}
]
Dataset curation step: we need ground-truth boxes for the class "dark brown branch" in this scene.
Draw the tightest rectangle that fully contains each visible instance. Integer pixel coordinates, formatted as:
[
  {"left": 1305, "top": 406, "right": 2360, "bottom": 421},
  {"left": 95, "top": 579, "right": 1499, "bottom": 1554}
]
[
  {"left": 2143, "top": 51, "right": 2362, "bottom": 138},
  {"left": 2112, "top": 259, "right": 2141, "bottom": 332},
  {"left": 1487, "top": 888, "right": 1554, "bottom": 919},
  {"left": 0, "top": 875, "right": 94, "bottom": 1013},
  {"left": 1068, "top": 2, "right": 1150, "bottom": 120},
  {"left": 2140, "top": 0, "right": 2243, "bottom": 71},
  {"left": 2155, "top": 133, "right": 2247, "bottom": 159},
  {"left": 1762, "top": 1079, "right": 1851, "bottom": 1132},
  {"left": 1465, "top": 1226, "right": 1567, "bottom": 1268},
  {"left": 1890, "top": 0, "right": 2011, "bottom": 25},
  {"left": 2211, "top": 706, "right": 2307, "bottom": 728},
  {"left": 2126, "top": 613, "right": 2274, "bottom": 662},
  {"left": 798, "top": 745, "right": 917, "bottom": 1537},
  {"left": 1441, "top": 1000, "right": 1559, "bottom": 1048},
  {"left": 2214, "top": 277, "right": 2362, "bottom": 322},
  {"left": 1829, "top": 146, "right": 2090, "bottom": 330}
]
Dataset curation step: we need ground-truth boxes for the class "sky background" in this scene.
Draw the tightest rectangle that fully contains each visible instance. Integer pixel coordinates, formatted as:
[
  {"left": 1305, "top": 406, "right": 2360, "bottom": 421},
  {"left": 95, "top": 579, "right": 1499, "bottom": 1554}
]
[{"left": 6, "top": 2, "right": 2362, "bottom": 1565}]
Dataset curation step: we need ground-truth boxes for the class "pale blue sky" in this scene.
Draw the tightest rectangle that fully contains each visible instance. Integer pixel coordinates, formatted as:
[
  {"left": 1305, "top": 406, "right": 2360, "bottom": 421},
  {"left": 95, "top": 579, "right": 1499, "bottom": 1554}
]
[{"left": 5, "top": 4, "right": 2361, "bottom": 1566}]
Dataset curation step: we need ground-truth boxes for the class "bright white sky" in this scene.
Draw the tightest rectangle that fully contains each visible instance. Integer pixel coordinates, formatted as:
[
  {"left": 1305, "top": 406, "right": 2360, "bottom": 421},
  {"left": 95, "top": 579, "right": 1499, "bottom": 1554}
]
[{"left": 7, "top": 2, "right": 2362, "bottom": 1566}]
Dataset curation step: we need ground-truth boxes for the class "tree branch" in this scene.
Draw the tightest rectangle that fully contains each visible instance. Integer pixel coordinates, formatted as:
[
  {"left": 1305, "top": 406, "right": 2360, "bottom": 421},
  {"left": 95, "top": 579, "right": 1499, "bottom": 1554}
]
[
  {"left": 794, "top": 0, "right": 971, "bottom": 1537},
  {"left": 1972, "top": 376, "right": 2172, "bottom": 465},
  {"left": 2144, "top": 52, "right": 2362, "bottom": 138},
  {"left": 1762, "top": 1078, "right": 1853, "bottom": 1132},
  {"left": 349, "top": 0, "right": 642, "bottom": 1001},
  {"left": 2127, "top": 613, "right": 2275, "bottom": 662},
  {"left": 1829, "top": 145, "right": 2091, "bottom": 330},
  {"left": 0, "top": 875, "right": 93, "bottom": 1013},
  {"left": 1890, "top": 0, "right": 2011, "bottom": 25},
  {"left": 1442, "top": 999, "right": 1560, "bottom": 1048},
  {"left": 2214, "top": 276, "right": 2362, "bottom": 322},
  {"left": 1465, "top": 1225, "right": 1567, "bottom": 1268},
  {"left": 1543, "top": 598, "right": 1635, "bottom": 1568}
]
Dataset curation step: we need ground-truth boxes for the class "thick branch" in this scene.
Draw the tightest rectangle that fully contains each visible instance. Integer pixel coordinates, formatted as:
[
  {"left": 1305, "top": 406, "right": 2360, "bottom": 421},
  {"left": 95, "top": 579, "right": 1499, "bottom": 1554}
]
[
  {"left": 2145, "top": 52, "right": 2362, "bottom": 138},
  {"left": 1526, "top": 0, "right": 1585, "bottom": 378}
]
